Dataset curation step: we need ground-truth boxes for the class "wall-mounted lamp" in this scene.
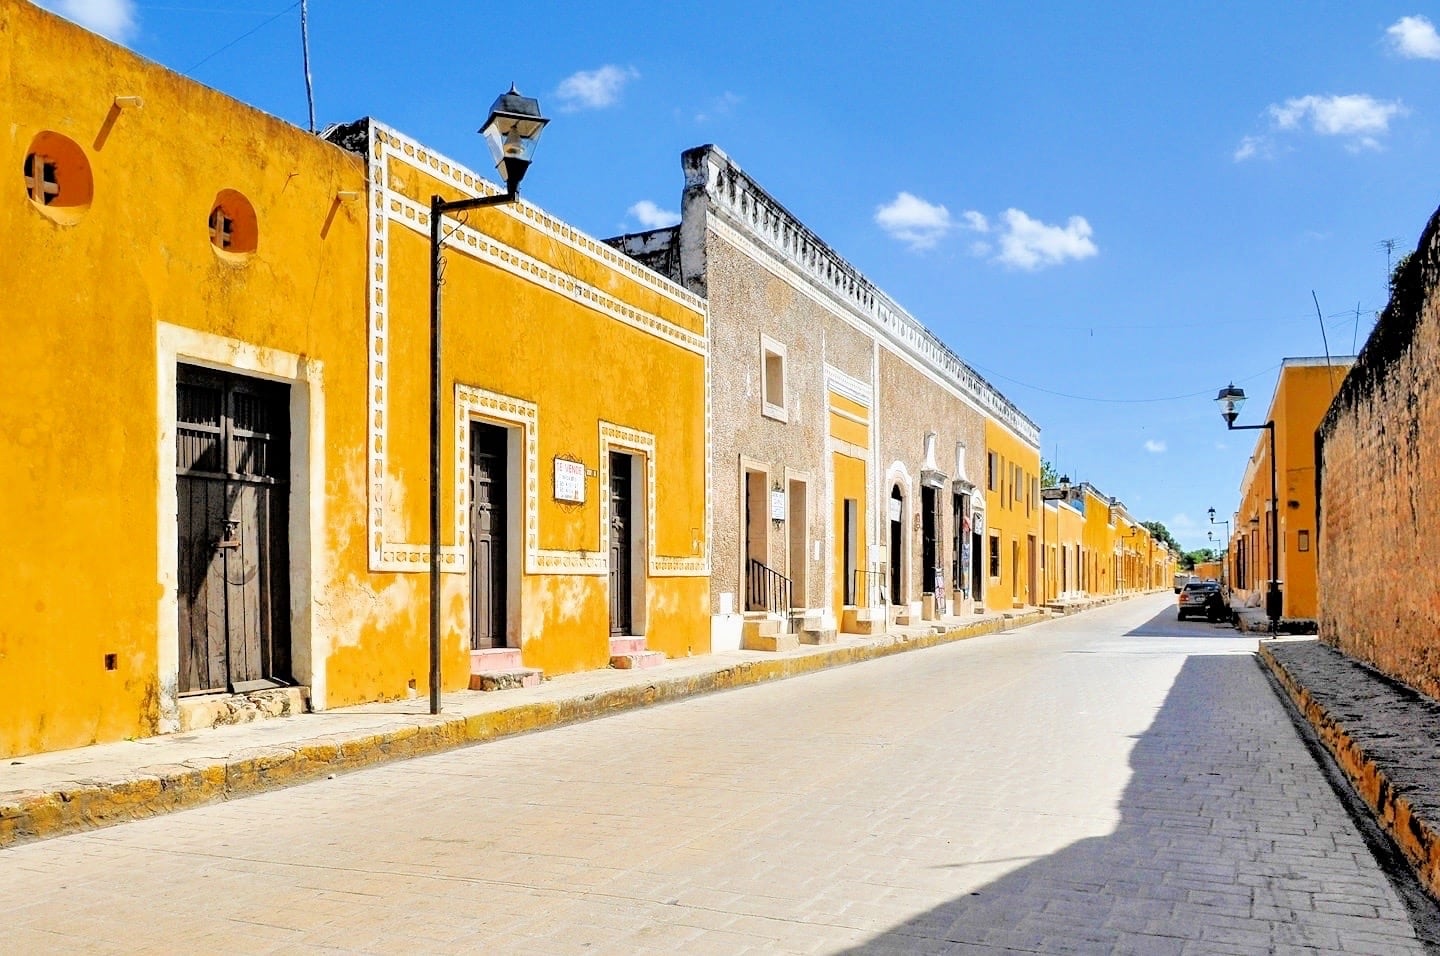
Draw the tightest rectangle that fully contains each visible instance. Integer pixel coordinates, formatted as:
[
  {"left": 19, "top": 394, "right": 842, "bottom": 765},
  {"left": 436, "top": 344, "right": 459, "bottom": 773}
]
[
  {"left": 335, "top": 190, "right": 362, "bottom": 203},
  {"left": 113, "top": 96, "right": 144, "bottom": 110}
]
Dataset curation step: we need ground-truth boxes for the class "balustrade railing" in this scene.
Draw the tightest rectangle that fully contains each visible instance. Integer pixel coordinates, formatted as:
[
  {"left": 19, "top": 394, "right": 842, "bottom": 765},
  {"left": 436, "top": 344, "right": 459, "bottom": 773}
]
[{"left": 746, "top": 558, "right": 791, "bottom": 630}]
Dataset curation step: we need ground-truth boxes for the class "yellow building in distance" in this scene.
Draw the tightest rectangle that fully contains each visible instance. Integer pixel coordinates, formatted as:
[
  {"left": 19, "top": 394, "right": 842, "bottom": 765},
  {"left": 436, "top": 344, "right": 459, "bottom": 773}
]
[
  {"left": 0, "top": 0, "right": 708, "bottom": 758},
  {"left": 1228, "top": 356, "right": 1353, "bottom": 622}
]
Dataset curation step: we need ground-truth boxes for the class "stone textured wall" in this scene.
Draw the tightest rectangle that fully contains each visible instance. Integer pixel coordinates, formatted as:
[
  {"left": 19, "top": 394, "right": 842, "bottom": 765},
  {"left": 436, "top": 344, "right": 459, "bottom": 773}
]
[
  {"left": 1317, "top": 205, "right": 1440, "bottom": 701},
  {"left": 705, "top": 232, "right": 873, "bottom": 610},
  {"left": 877, "top": 348, "right": 987, "bottom": 604}
]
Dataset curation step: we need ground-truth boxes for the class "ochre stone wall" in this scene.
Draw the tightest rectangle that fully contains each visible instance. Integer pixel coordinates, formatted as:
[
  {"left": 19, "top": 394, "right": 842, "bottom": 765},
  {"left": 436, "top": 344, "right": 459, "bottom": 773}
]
[{"left": 1317, "top": 205, "right": 1440, "bottom": 701}]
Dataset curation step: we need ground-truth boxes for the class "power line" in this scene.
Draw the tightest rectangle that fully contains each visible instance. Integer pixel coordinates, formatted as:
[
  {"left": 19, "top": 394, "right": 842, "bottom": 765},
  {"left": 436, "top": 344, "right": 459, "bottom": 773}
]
[
  {"left": 184, "top": 2, "right": 300, "bottom": 76},
  {"left": 967, "top": 362, "right": 1282, "bottom": 405}
]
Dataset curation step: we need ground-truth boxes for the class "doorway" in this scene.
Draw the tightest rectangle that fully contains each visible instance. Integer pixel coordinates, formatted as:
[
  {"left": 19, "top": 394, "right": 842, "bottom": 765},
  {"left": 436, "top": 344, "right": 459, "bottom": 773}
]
[
  {"left": 889, "top": 485, "right": 904, "bottom": 605},
  {"left": 842, "top": 498, "right": 858, "bottom": 605},
  {"left": 921, "top": 485, "right": 938, "bottom": 596},
  {"left": 175, "top": 365, "right": 291, "bottom": 694},
  {"left": 787, "top": 478, "right": 808, "bottom": 608},
  {"left": 743, "top": 467, "right": 769, "bottom": 610},
  {"left": 470, "top": 422, "right": 509, "bottom": 649},
  {"left": 609, "top": 451, "right": 634, "bottom": 635}
]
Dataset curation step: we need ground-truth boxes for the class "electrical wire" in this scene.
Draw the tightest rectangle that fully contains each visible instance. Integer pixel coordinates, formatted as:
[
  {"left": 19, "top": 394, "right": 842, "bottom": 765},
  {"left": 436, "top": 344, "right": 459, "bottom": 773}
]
[
  {"left": 184, "top": 1, "right": 300, "bottom": 75},
  {"left": 967, "top": 362, "right": 1283, "bottom": 405}
]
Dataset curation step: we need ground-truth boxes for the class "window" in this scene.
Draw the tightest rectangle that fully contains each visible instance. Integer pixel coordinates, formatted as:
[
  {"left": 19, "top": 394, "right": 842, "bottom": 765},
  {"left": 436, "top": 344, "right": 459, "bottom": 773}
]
[
  {"left": 23, "top": 153, "right": 58, "bottom": 205},
  {"left": 22, "top": 131, "right": 92, "bottom": 223},
  {"left": 987, "top": 451, "right": 998, "bottom": 491},
  {"left": 989, "top": 534, "right": 1001, "bottom": 577},
  {"left": 760, "top": 335, "right": 787, "bottom": 422},
  {"left": 208, "top": 189, "right": 258, "bottom": 257},
  {"left": 209, "top": 207, "right": 235, "bottom": 249}
]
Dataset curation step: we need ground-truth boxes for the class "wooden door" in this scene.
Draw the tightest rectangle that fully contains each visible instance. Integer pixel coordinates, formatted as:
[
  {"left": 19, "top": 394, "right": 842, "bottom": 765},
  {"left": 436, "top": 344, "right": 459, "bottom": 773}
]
[
  {"left": 609, "top": 452, "right": 633, "bottom": 635},
  {"left": 470, "top": 423, "right": 508, "bottom": 650},
  {"left": 176, "top": 366, "right": 290, "bottom": 694},
  {"left": 921, "top": 486, "right": 938, "bottom": 594}
]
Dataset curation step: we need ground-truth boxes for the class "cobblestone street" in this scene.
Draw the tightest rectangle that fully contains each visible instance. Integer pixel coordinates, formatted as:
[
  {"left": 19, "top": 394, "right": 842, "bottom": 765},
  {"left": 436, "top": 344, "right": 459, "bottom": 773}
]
[{"left": 1, "top": 594, "right": 1429, "bottom": 954}]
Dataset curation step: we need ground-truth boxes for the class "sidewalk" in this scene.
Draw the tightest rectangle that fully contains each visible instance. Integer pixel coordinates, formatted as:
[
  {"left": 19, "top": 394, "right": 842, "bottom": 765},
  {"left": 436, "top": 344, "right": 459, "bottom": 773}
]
[
  {"left": 1260, "top": 639, "right": 1440, "bottom": 905},
  {"left": 3, "top": 603, "right": 1076, "bottom": 848}
]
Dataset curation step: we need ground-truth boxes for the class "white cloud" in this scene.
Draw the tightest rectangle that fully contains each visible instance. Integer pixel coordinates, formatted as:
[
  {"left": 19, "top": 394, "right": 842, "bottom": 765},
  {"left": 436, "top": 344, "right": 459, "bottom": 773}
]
[
  {"left": 1144, "top": 439, "right": 1167, "bottom": 454},
  {"left": 695, "top": 92, "right": 741, "bottom": 123},
  {"left": 627, "top": 200, "right": 680, "bottom": 229},
  {"left": 993, "top": 209, "right": 1098, "bottom": 270},
  {"left": 40, "top": 0, "right": 136, "bottom": 42},
  {"left": 555, "top": 65, "right": 639, "bottom": 111},
  {"left": 1387, "top": 15, "right": 1440, "bottom": 59},
  {"left": 874, "top": 192, "right": 953, "bottom": 250},
  {"left": 1238, "top": 93, "right": 1406, "bottom": 159},
  {"left": 961, "top": 210, "right": 990, "bottom": 233}
]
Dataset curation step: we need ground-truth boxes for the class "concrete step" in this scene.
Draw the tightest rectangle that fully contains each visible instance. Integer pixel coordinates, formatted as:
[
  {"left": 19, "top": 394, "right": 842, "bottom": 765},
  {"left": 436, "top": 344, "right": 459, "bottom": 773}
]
[
  {"left": 610, "top": 651, "right": 666, "bottom": 670},
  {"left": 741, "top": 617, "right": 780, "bottom": 641},
  {"left": 469, "top": 647, "right": 540, "bottom": 692},
  {"left": 609, "top": 637, "right": 648, "bottom": 656},
  {"left": 471, "top": 647, "right": 522, "bottom": 672},
  {"left": 799, "top": 628, "right": 838, "bottom": 645},
  {"left": 742, "top": 631, "right": 800, "bottom": 652},
  {"left": 470, "top": 668, "right": 542, "bottom": 692}
]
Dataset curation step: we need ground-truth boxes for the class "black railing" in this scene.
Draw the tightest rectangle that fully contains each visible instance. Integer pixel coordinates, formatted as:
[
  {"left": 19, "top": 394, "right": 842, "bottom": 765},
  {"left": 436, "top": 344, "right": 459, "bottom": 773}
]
[
  {"left": 747, "top": 558, "right": 791, "bottom": 627},
  {"left": 852, "top": 568, "right": 885, "bottom": 607}
]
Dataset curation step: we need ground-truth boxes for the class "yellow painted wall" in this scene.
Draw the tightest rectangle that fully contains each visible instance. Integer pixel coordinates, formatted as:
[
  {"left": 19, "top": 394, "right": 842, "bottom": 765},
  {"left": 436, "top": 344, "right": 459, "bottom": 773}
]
[
  {"left": 1, "top": 0, "right": 367, "bottom": 756},
  {"left": 0, "top": 2, "right": 710, "bottom": 758},
  {"left": 830, "top": 390, "right": 869, "bottom": 619},
  {"left": 983, "top": 421, "right": 1040, "bottom": 611},
  {"left": 1233, "top": 360, "right": 1350, "bottom": 619}
]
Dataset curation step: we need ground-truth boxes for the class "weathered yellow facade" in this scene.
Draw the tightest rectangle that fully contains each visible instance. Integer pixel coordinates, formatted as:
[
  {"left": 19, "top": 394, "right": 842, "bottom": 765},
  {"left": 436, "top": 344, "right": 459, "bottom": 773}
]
[
  {"left": 0, "top": 1, "right": 708, "bottom": 758},
  {"left": 983, "top": 422, "right": 1041, "bottom": 611},
  {"left": 1231, "top": 357, "right": 1352, "bottom": 620}
]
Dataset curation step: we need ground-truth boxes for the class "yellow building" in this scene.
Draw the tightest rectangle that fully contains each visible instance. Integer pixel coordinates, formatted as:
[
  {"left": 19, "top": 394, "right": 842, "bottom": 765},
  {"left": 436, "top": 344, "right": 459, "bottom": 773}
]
[
  {"left": 1229, "top": 356, "right": 1353, "bottom": 621},
  {"left": 0, "top": 1, "right": 709, "bottom": 758},
  {"left": 983, "top": 422, "right": 1042, "bottom": 610}
]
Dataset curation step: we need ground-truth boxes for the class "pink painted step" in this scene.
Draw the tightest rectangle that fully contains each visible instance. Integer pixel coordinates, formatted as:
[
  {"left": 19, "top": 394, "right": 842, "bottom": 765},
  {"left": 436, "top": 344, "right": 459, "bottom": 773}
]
[
  {"left": 469, "top": 647, "right": 542, "bottom": 692},
  {"left": 609, "top": 637, "right": 665, "bottom": 670}
]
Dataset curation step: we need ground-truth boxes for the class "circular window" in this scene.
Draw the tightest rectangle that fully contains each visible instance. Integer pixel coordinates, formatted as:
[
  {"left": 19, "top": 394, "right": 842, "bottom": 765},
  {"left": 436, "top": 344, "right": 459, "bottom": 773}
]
[
  {"left": 208, "top": 189, "right": 258, "bottom": 258},
  {"left": 23, "top": 132, "right": 93, "bottom": 224}
]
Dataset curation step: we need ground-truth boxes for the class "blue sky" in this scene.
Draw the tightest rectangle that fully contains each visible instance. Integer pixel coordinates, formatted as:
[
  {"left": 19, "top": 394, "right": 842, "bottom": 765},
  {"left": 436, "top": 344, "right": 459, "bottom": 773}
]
[{"left": 40, "top": 1, "right": 1440, "bottom": 551}]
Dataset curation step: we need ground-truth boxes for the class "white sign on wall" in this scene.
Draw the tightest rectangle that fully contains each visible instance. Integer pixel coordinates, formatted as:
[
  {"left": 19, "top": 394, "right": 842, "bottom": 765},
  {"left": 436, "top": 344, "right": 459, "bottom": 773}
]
[
  {"left": 770, "top": 489, "right": 786, "bottom": 521},
  {"left": 553, "top": 458, "right": 586, "bottom": 503},
  {"left": 888, "top": 498, "right": 902, "bottom": 522}
]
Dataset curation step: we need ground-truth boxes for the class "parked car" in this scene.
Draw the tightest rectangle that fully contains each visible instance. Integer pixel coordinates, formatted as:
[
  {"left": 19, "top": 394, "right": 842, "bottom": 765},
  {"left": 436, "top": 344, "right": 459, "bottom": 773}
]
[{"left": 1176, "top": 580, "right": 1222, "bottom": 620}]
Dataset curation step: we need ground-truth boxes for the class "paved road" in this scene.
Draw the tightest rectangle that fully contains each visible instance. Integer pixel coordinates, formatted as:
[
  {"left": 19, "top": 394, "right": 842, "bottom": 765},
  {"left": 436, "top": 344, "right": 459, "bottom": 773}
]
[{"left": 1, "top": 594, "right": 1429, "bottom": 954}]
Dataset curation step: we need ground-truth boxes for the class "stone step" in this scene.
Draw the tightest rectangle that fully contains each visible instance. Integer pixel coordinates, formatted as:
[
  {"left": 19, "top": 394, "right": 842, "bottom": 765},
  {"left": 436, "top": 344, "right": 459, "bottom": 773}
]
[
  {"left": 610, "top": 651, "right": 666, "bottom": 670},
  {"left": 742, "top": 631, "right": 800, "bottom": 653},
  {"left": 741, "top": 617, "right": 779, "bottom": 640},
  {"left": 471, "top": 647, "right": 522, "bottom": 672},
  {"left": 469, "top": 668, "right": 542, "bottom": 692},
  {"left": 799, "top": 628, "right": 838, "bottom": 645},
  {"left": 609, "top": 637, "right": 648, "bottom": 656}
]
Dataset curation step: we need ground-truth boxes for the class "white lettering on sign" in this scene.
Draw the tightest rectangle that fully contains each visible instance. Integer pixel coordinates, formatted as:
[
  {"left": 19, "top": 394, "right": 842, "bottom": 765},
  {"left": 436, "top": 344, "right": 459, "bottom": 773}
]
[
  {"left": 554, "top": 458, "right": 586, "bottom": 503},
  {"left": 770, "top": 489, "right": 786, "bottom": 521}
]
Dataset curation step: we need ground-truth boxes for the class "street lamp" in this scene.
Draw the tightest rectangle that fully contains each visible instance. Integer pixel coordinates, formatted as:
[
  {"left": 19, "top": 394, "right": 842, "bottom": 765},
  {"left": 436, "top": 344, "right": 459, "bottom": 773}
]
[
  {"left": 1039, "top": 474, "right": 1072, "bottom": 604},
  {"left": 1214, "top": 383, "right": 1281, "bottom": 633},
  {"left": 429, "top": 86, "right": 549, "bottom": 715},
  {"left": 1207, "top": 506, "right": 1231, "bottom": 592}
]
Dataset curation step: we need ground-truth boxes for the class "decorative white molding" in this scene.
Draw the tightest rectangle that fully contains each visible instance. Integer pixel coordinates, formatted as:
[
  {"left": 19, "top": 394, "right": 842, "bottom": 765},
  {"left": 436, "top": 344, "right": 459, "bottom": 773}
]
[
  {"left": 825, "top": 364, "right": 872, "bottom": 410},
  {"left": 600, "top": 422, "right": 707, "bottom": 576},
  {"left": 362, "top": 118, "right": 708, "bottom": 574},
  {"left": 694, "top": 148, "right": 1039, "bottom": 448}
]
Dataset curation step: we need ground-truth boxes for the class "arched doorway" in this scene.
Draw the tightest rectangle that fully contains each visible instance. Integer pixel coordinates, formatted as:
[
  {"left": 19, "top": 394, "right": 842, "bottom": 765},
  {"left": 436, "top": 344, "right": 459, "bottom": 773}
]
[{"left": 889, "top": 485, "right": 904, "bottom": 605}]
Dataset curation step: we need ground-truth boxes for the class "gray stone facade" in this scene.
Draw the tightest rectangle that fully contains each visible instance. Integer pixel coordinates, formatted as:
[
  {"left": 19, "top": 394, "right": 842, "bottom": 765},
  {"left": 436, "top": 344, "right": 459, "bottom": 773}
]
[{"left": 608, "top": 145, "right": 1038, "bottom": 647}]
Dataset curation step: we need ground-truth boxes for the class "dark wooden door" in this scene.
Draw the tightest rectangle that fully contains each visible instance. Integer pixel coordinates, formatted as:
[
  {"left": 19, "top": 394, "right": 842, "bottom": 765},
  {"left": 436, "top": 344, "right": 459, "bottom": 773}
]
[
  {"left": 609, "top": 452, "right": 633, "bottom": 635},
  {"left": 470, "top": 423, "right": 508, "bottom": 650},
  {"left": 921, "top": 486, "right": 938, "bottom": 594},
  {"left": 176, "top": 366, "right": 290, "bottom": 694},
  {"left": 889, "top": 487, "right": 903, "bottom": 604}
]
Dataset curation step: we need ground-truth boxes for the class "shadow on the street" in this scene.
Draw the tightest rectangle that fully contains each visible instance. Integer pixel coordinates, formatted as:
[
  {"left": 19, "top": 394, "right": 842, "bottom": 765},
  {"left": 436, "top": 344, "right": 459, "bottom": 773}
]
[
  {"left": 1120, "top": 602, "right": 1239, "bottom": 640},
  {"left": 837, "top": 653, "right": 1432, "bottom": 954}
]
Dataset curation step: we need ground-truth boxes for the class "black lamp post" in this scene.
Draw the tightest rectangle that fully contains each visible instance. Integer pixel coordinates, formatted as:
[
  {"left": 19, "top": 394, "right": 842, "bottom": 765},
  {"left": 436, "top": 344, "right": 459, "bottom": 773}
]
[
  {"left": 429, "top": 87, "right": 549, "bottom": 715},
  {"left": 1207, "top": 506, "right": 1231, "bottom": 592},
  {"left": 1039, "top": 474, "right": 1072, "bottom": 603},
  {"left": 1215, "top": 384, "right": 1281, "bottom": 633}
]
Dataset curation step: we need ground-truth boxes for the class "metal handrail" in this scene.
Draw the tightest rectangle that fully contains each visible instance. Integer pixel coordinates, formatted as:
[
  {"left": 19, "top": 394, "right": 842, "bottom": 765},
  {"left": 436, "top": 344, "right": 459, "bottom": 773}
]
[
  {"left": 747, "top": 558, "right": 792, "bottom": 630},
  {"left": 852, "top": 568, "right": 885, "bottom": 608}
]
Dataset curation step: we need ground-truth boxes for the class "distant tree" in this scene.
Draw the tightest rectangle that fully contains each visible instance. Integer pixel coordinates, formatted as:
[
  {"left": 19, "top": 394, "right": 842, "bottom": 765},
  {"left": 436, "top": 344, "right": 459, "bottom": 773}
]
[
  {"left": 1141, "top": 520, "right": 1181, "bottom": 554},
  {"left": 1389, "top": 250, "right": 1415, "bottom": 299},
  {"left": 1041, "top": 459, "right": 1061, "bottom": 488},
  {"left": 1184, "top": 548, "right": 1218, "bottom": 568}
]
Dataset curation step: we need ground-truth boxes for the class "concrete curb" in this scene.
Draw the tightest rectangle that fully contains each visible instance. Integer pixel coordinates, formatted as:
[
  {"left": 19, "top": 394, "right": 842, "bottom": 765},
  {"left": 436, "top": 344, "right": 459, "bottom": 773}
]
[
  {"left": 1258, "top": 642, "right": 1440, "bottom": 904},
  {"left": 1, "top": 608, "right": 1049, "bottom": 849}
]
